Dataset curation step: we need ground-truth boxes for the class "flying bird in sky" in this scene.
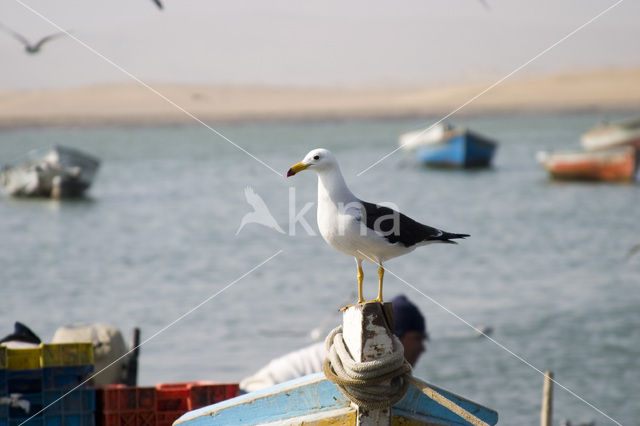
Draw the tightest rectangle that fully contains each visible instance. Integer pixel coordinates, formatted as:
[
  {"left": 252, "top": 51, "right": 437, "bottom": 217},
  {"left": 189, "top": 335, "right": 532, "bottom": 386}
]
[
  {"left": 477, "top": 0, "right": 491, "bottom": 10},
  {"left": 287, "top": 148, "right": 468, "bottom": 305},
  {"left": 627, "top": 243, "right": 640, "bottom": 260},
  {"left": 0, "top": 23, "right": 70, "bottom": 54},
  {"left": 152, "top": 0, "right": 164, "bottom": 10}
]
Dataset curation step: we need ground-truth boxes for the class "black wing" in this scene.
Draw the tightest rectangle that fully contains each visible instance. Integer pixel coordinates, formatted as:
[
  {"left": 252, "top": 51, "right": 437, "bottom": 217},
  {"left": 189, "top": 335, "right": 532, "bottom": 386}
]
[
  {"left": 360, "top": 201, "right": 469, "bottom": 247},
  {"left": 32, "top": 32, "right": 67, "bottom": 51},
  {"left": 0, "top": 22, "right": 31, "bottom": 47}
]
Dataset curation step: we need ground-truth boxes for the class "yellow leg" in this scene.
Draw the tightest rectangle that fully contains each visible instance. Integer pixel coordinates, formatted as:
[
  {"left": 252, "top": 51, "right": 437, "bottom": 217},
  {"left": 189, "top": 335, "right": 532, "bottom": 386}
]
[
  {"left": 341, "top": 259, "right": 365, "bottom": 311},
  {"left": 357, "top": 263, "right": 364, "bottom": 303},
  {"left": 376, "top": 264, "right": 384, "bottom": 302}
]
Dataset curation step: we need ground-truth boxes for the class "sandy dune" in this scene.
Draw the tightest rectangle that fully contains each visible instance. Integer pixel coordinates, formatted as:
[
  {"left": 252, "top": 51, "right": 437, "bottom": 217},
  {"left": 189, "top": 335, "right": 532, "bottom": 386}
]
[{"left": 0, "top": 68, "right": 638, "bottom": 128}]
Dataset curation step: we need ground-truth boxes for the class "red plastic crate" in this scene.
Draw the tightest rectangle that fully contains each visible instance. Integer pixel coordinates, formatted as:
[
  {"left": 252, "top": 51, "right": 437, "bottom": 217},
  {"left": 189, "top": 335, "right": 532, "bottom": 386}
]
[
  {"left": 155, "top": 383, "right": 192, "bottom": 412},
  {"left": 155, "top": 382, "right": 239, "bottom": 412},
  {"left": 94, "top": 382, "right": 239, "bottom": 426},
  {"left": 95, "top": 385, "right": 156, "bottom": 426},
  {"left": 96, "top": 385, "right": 156, "bottom": 413},
  {"left": 154, "top": 411, "right": 182, "bottom": 426},
  {"left": 187, "top": 383, "right": 239, "bottom": 410},
  {"left": 98, "top": 411, "right": 155, "bottom": 426}
]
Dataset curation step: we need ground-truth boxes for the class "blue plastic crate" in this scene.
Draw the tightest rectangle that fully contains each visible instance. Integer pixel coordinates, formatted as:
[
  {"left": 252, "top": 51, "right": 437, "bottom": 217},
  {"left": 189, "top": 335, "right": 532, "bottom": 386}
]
[
  {"left": 8, "top": 370, "right": 42, "bottom": 394},
  {"left": 42, "top": 390, "right": 95, "bottom": 416},
  {"left": 43, "top": 413, "right": 94, "bottom": 426},
  {"left": 7, "top": 393, "right": 43, "bottom": 419},
  {"left": 9, "top": 418, "right": 43, "bottom": 426},
  {"left": 1, "top": 369, "right": 7, "bottom": 396},
  {"left": 0, "top": 369, "right": 8, "bottom": 419},
  {"left": 42, "top": 367, "right": 93, "bottom": 391}
]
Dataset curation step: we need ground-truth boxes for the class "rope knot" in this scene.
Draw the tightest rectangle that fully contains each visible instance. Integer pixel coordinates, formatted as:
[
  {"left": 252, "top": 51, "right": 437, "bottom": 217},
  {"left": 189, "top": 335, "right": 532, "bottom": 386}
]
[{"left": 322, "top": 325, "right": 412, "bottom": 410}]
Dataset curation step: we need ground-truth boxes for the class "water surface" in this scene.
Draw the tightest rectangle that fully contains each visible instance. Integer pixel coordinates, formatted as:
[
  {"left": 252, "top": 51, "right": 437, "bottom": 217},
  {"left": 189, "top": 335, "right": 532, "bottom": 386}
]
[{"left": 1, "top": 112, "right": 638, "bottom": 424}]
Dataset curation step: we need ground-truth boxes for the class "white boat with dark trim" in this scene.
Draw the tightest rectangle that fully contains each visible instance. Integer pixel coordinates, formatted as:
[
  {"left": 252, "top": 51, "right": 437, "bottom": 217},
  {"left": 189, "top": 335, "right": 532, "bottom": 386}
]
[
  {"left": 0, "top": 145, "right": 100, "bottom": 198},
  {"left": 580, "top": 116, "right": 640, "bottom": 151}
]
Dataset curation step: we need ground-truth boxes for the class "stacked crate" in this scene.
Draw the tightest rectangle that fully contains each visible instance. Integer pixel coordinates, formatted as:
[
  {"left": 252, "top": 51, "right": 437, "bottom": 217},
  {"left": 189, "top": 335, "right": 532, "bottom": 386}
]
[
  {"left": 0, "top": 347, "right": 7, "bottom": 426},
  {"left": 95, "top": 382, "right": 239, "bottom": 426},
  {"left": 0, "top": 343, "right": 95, "bottom": 426},
  {"left": 95, "top": 385, "right": 156, "bottom": 426},
  {"left": 41, "top": 343, "right": 95, "bottom": 426},
  {"left": 184, "top": 383, "right": 239, "bottom": 412},
  {"left": 155, "top": 382, "right": 239, "bottom": 426}
]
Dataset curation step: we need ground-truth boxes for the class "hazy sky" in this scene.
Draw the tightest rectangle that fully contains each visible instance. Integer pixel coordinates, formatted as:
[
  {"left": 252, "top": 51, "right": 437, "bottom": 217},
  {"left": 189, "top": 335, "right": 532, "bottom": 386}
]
[{"left": 1, "top": 0, "right": 638, "bottom": 90}]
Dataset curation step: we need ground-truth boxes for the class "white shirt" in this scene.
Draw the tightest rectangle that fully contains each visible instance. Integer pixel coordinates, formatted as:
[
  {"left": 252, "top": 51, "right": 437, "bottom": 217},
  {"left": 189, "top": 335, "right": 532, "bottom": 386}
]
[{"left": 240, "top": 342, "right": 326, "bottom": 393}]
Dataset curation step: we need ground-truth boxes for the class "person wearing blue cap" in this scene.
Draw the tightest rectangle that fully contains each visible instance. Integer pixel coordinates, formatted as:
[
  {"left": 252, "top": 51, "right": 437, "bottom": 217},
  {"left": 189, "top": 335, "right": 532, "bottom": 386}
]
[
  {"left": 240, "top": 295, "right": 428, "bottom": 393},
  {"left": 391, "top": 294, "right": 428, "bottom": 367}
]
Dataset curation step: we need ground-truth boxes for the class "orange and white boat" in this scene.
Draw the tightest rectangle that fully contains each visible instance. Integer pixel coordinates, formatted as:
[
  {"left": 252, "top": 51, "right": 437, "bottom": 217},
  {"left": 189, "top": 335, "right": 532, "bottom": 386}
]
[{"left": 536, "top": 146, "right": 638, "bottom": 182}]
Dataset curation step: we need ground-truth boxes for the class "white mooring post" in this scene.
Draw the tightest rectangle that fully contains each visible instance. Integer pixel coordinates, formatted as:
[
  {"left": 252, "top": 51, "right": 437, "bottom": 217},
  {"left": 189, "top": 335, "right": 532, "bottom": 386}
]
[
  {"left": 540, "top": 371, "right": 554, "bottom": 426},
  {"left": 342, "top": 302, "right": 395, "bottom": 426}
]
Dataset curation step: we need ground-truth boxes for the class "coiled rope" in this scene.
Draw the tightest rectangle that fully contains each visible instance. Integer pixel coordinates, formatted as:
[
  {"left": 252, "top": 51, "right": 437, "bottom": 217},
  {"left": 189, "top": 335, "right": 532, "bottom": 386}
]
[
  {"left": 322, "top": 325, "right": 491, "bottom": 425},
  {"left": 322, "top": 325, "right": 412, "bottom": 410}
]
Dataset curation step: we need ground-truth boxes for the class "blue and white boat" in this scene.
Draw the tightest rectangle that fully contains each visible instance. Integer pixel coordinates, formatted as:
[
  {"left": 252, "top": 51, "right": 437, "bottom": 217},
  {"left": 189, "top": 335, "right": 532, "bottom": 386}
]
[
  {"left": 174, "top": 373, "right": 498, "bottom": 425},
  {"left": 175, "top": 301, "right": 499, "bottom": 425},
  {"left": 399, "top": 123, "right": 497, "bottom": 168}
]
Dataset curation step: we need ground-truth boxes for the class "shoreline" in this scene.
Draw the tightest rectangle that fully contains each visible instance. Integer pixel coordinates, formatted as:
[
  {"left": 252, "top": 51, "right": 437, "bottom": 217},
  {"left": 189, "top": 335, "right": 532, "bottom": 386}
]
[
  {"left": 0, "top": 67, "right": 638, "bottom": 129},
  {"left": 0, "top": 106, "right": 637, "bottom": 132}
]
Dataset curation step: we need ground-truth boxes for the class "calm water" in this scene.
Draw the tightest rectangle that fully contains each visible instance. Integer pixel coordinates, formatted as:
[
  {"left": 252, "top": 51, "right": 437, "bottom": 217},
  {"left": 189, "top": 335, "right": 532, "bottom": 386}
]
[{"left": 1, "top": 113, "right": 639, "bottom": 425}]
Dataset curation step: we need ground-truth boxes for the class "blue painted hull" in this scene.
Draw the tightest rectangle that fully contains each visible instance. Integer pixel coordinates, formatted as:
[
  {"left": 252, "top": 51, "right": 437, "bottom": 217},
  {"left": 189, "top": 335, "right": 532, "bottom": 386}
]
[
  {"left": 175, "top": 373, "right": 498, "bottom": 425},
  {"left": 416, "top": 131, "right": 497, "bottom": 168}
]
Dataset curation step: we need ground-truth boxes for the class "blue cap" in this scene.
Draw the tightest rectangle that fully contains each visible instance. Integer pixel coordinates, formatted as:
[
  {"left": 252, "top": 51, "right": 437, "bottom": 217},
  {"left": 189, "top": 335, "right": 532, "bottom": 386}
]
[{"left": 392, "top": 295, "right": 427, "bottom": 339}]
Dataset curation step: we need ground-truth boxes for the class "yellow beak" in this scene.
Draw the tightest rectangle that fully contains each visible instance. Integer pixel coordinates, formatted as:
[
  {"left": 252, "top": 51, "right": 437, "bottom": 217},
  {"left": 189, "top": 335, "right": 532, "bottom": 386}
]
[{"left": 286, "top": 162, "right": 309, "bottom": 177}]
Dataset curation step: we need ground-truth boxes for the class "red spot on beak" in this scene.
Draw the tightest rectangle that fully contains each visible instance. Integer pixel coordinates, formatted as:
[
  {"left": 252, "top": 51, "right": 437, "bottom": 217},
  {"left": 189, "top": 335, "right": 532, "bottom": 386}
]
[{"left": 286, "top": 168, "right": 295, "bottom": 177}]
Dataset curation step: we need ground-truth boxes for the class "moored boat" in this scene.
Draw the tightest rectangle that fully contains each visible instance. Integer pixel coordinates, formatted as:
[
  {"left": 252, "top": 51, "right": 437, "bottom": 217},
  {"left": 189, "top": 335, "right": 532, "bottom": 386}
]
[
  {"left": 0, "top": 145, "right": 100, "bottom": 198},
  {"left": 398, "top": 122, "right": 457, "bottom": 151},
  {"left": 580, "top": 116, "right": 640, "bottom": 151},
  {"left": 174, "top": 303, "right": 498, "bottom": 426},
  {"left": 174, "top": 372, "right": 499, "bottom": 425},
  {"left": 399, "top": 123, "right": 498, "bottom": 168},
  {"left": 536, "top": 146, "right": 637, "bottom": 182}
]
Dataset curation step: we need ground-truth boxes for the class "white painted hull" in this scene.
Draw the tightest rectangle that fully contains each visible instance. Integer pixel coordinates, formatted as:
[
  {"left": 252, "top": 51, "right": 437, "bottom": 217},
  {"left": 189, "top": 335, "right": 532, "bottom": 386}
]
[
  {"left": 580, "top": 117, "right": 640, "bottom": 151},
  {"left": 398, "top": 122, "right": 458, "bottom": 151},
  {"left": 0, "top": 145, "right": 100, "bottom": 198}
]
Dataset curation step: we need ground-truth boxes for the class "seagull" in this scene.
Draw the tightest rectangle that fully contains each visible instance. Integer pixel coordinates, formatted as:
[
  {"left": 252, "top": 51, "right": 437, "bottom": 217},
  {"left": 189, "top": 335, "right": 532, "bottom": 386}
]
[
  {"left": 627, "top": 243, "right": 640, "bottom": 260},
  {"left": 0, "top": 23, "right": 70, "bottom": 54},
  {"left": 477, "top": 0, "right": 491, "bottom": 10},
  {"left": 286, "top": 148, "right": 469, "bottom": 304},
  {"left": 236, "top": 186, "right": 285, "bottom": 235}
]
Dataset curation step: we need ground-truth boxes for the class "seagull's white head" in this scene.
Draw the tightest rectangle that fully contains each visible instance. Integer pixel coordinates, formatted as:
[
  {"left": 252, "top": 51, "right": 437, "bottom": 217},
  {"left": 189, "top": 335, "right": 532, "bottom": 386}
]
[{"left": 286, "top": 148, "right": 337, "bottom": 177}]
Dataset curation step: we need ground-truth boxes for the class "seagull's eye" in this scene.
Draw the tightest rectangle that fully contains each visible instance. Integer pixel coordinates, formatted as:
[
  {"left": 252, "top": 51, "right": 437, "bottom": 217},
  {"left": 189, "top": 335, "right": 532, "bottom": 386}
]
[{"left": 314, "top": 155, "right": 320, "bottom": 160}]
